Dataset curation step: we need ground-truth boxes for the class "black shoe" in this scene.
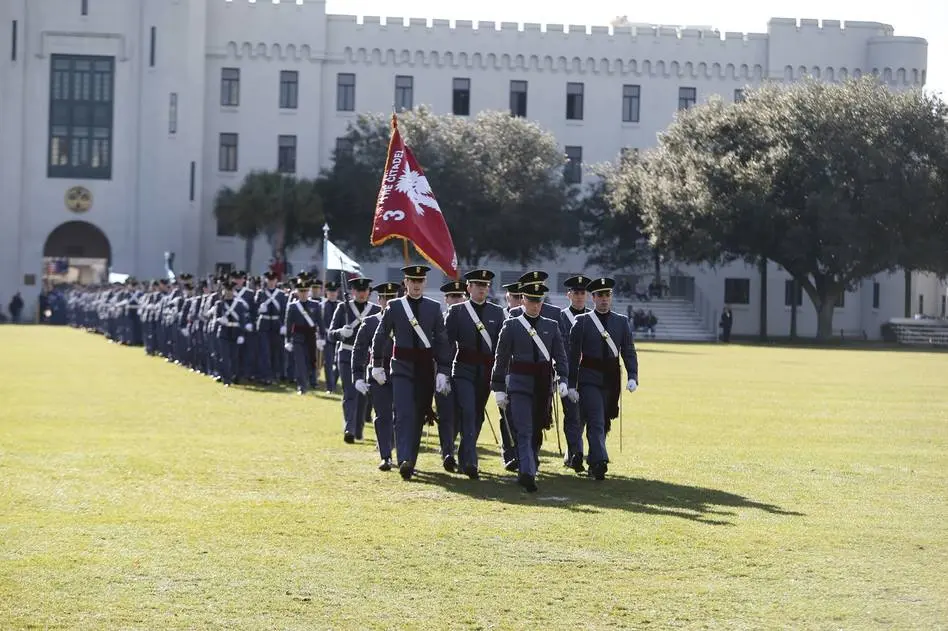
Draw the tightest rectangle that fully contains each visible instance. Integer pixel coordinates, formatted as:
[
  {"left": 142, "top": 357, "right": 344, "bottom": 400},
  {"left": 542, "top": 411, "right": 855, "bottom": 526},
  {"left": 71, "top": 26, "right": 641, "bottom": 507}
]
[
  {"left": 399, "top": 461, "right": 414, "bottom": 480},
  {"left": 463, "top": 465, "right": 479, "bottom": 480},
  {"left": 588, "top": 461, "right": 607, "bottom": 481},
  {"left": 570, "top": 454, "right": 586, "bottom": 474},
  {"left": 442, "top": 455, "right": 457, "bottom": 473},
  {"left": 517, "top": 474, "right": 538, "bottom": 493},
  {"left": 378, "top": 459, "right": 393, "bottom": 471},
  {"left": 343, "top": 433, "right": 355, "bottom": 444},
  {"left": 503, "top": 459, "right": 519, "bottom": 472}
]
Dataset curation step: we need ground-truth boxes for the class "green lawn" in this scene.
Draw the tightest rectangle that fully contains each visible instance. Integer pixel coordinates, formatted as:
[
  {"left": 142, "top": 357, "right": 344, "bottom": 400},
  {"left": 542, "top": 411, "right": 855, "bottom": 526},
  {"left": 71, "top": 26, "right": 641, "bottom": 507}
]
[{"left": 1, "top": 327, "right": 946, "bottom": 629}]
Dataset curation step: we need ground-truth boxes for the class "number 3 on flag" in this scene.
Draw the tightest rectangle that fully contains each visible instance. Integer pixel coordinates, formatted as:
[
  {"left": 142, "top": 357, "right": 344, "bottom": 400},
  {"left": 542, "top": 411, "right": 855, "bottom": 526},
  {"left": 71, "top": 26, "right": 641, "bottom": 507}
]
[{"left": 382, "top": 210, "right": 405, "bottom": 221}]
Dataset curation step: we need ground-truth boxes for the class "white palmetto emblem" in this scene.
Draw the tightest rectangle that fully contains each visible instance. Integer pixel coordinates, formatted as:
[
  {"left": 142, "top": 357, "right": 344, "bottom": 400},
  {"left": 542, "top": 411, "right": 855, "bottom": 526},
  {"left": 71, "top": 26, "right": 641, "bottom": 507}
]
[{"left": 395, "top": 168, "right": 442, "bottom": 216}]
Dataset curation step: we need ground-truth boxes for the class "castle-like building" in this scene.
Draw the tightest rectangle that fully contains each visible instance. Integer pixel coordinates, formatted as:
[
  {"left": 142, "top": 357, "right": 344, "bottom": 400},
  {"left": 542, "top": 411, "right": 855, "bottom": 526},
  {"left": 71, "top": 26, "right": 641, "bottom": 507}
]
[{"left": 1, "top": 0, "right": 944, "bottom": 336}]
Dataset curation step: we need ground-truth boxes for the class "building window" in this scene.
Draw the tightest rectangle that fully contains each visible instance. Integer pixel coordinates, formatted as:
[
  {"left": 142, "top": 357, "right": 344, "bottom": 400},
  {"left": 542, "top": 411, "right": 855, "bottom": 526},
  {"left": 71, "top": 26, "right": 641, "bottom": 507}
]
[
  {"left": 168, "top": 92, "right": 177, "bottom": 134},
  {"left": 279, "top": 70, "right": 298, "bottom": 109},
  {"left": 47, "top": 54, "right": 115, "bottom": 180},
  {"left": 566, "top": 82, "right": 584, "bottom": 120},
  {"left": 564, "top": 146, "right": 582, "bottom": 185},
  {"left": 215, "top": 262, "right": 235, "bottom": 275},
  {"left": 918, "top": 294, "right": 924, "bottom": 314},
  {"left": 394, "top": 75, "right": 413, "bottom": 111},
  {"left": 219, "top": 133, "right": 238, "bottom": 172},
  {"left": 452, "top": 78, "right": 470, "bottom": 116},
  {"left": 678, "top": 87, "right": 697, "bottom": 110},
  {"left": 784, "top": 280, "right": 802, "bottom": 307},
  {"left": 510, "top": 80, "right": 527, "bottom": 117},
  {"left": 734, "top": 89, "right": 746, "bottom": 103},
  {"left": 277, "top": 135, "right": 297, "bottom": 173},
  {"left": 189, "top": 161, "right": 195, "bottom": 201},
  {"left": 220, "top": 68, "right": 239, "bottom": 107},
  {"left": 334, "top": 137, "right": 353, "bottom": 160},
  {"left": 11, "top": 21, "right": 17, "bottom": 62},
  {"left": 872, "top": 282, "right": 880, "bottom": 309},
  {"left": 336, "top": 72, "right": 355, "bottom": 112},
  {"left": 81, "top": 0, "right": 88, "bottom": 16},
  {"left": 149, "top": 27, "right": 156, "bottom": 67},
  {"left": 834, "top": 292, "right": 846, "bottom": 309},
  {"left": 622, "top": 84, "right": 640, "bottom": 122},
  {"left": 724, "top": 278, "right": 750, "bottom": 305}
]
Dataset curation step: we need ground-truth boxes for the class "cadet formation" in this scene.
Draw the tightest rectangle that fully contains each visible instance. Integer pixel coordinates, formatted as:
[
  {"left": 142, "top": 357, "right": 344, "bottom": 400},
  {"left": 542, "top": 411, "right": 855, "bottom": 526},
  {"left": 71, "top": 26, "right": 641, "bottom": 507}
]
[{"left": 64, "top": 267, "right": 639, "bottom": 493}]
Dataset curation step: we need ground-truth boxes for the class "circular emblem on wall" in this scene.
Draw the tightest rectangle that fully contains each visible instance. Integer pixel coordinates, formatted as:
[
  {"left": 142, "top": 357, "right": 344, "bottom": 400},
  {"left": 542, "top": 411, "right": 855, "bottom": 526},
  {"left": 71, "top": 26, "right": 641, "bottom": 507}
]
[{"left": 65, "top": 186, "right": 93, "bottom": 213}]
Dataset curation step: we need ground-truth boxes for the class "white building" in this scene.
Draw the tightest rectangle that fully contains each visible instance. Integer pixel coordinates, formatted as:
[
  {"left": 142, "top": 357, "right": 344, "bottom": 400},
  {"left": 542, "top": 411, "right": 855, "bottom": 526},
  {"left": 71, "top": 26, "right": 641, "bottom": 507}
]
[{"left": 1, "top": 0, "right": 944, "bottom": 336}]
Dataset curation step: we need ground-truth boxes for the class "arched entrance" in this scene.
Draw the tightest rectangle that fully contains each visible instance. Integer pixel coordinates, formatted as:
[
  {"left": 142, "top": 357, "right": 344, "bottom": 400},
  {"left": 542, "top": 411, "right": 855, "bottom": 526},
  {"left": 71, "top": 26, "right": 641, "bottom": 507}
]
[{"left": 43, "top": 220, "right": 112, "bottom": 285}]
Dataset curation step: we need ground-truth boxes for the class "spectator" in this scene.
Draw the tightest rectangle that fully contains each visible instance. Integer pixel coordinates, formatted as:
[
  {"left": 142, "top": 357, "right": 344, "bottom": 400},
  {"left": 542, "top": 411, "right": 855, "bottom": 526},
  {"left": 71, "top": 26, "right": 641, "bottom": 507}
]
[
  {"left": 9, "top": 292, "right": 24, "bottom": 323},
  {"left": 634, "top": 281, "right": 650, "bottom": 302},
  {"left": 646, "top": 310, "right": 658, "bottom": 338},
  {"left": 719, "top": 306, "right": 734, "bottom": 342}
]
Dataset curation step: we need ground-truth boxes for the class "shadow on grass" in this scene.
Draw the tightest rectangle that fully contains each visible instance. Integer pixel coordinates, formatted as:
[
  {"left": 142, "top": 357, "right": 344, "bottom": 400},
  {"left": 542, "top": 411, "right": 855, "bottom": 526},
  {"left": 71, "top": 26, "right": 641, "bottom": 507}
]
[{"left": 409, "top": 462, "right": 803, "bottom": 526}]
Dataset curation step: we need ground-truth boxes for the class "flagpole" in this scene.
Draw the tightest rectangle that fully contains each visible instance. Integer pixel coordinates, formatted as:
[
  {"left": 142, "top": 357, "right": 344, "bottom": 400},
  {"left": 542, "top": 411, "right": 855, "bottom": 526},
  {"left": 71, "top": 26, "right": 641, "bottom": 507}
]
[
  {"left": 402, "top": 239, "right": 410, "bottom": 266},
  {"left": 322, "top": 223, "right": 329, "bottom": 290}
]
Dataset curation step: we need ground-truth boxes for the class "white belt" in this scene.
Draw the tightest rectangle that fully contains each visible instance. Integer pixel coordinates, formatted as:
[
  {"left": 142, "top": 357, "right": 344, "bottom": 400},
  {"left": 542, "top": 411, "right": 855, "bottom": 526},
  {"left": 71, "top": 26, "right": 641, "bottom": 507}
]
[
  {"left": 338, "top": 343, "right": 354, "bottom": 352},
  {"left": 259, "top": 315, "right": 280, "bottom": 320},
  {"left": 221, "top": 322, "right": 240, "bottom": 327}
]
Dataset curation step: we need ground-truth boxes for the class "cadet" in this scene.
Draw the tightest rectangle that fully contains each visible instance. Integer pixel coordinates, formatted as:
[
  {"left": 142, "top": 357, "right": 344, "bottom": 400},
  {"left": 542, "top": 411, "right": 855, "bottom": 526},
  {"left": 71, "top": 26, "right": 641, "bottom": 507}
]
[
  {"left": 497, "top": 281, "right": 524, "bottom": 469},
  {"left": 284, "top": 280, "right": 324, "bottom": 395},
  {"left": 446, "top": 269, "right": 505, "bottom": 479},
  {"left": 509, "top": 271, "right": 562, "bottom": 321},
  {"left": 329, "top": 277, "right": 380, "bottom": 443},
  {"left": 321, "top": 281, "right": 341, "bottom": 393},
  {"left": 491, "top": 281, "right": 569, "bottom": 493},
  {"left": 371, "top": 265, "right": 451, "bottom": 480},
  {"left": 255, "top": 271, "right": 289, "bottom": 385},
  {"left": 559, "top": 274, "right": 591, "bottom": 472},
  {"left": 214, "top": 280, "right": 249, "bottom": 386},
  {"left": 502, "top": 282, "right": 523, "bottom": 319},
  {"left": 352, "top": 282, "right": 400, "bottom": 470},
  {"left": 435, "top": 279, "right": 467, "bottom": 472},
  {"left": 231, "top": 271, "right": 257, "bottom": 383},
  {"left": 566, "top": 277, "right": 639, "bottom": 481}
]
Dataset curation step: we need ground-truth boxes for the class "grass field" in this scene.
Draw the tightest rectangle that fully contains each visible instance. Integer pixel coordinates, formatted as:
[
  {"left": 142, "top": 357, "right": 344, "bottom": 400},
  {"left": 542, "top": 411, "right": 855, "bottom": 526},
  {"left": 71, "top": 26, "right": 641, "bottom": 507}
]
[{"left": 1, "top": 327, "right": 946, "bottom": 629}]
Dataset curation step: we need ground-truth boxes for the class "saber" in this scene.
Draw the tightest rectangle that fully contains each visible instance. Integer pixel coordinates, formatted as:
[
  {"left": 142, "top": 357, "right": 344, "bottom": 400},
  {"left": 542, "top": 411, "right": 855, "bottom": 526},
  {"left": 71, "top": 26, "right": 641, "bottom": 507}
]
[
  {"left": 619, "top": 391, "right": 623, "bottom": 453},
  {"left": 552, "top": 385, "right": 563, "bottom": 457},
  {"left": 483, "top": 408, "right": 499, "bottom": 445}
]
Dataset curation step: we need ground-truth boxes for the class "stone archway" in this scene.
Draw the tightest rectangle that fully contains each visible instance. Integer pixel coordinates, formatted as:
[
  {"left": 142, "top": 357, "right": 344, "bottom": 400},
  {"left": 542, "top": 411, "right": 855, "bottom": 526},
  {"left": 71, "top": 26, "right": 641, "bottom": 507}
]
[{"left": 43, "top": 220, "right": 111, "bottom": 262}]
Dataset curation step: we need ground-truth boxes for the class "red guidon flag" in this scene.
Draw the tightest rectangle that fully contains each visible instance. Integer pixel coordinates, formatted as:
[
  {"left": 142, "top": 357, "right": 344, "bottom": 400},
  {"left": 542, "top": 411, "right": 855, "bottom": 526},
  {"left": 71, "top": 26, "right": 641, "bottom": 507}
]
[{"left": 371, "top": 114, "right": 459, "bottom": 279}]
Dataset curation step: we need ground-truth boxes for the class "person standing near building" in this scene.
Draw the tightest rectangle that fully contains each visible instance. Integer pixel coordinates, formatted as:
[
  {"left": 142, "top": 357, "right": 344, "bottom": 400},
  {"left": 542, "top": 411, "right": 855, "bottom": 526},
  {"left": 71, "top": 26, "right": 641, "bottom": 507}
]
[{"left": 9, "top": 292, "right": 24, "bottom": 324}]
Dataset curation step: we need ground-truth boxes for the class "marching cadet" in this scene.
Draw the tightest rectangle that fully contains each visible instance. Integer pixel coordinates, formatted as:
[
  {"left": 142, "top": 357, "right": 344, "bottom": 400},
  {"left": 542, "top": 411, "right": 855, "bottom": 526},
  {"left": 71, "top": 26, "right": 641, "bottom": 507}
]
[
  {"left": 255, "top": 271, "right": 288, "bottom": 386},
  {"left": 329, "top": 277, "right": 380, "bottom": 443},
  {"left": 446, "top": 269, "right": 505, "bottom": 479},
  {"left": 509, "top": 271, "right": 562, "bottom": 320},
  {"left": 321, "top": 281, "right": 341, "bottom": 393},
  {"left": 491, "top": 280, "right": 569, "bottom": 493},
  {"left": 497, "top": 281, "right": 524, "bottom": 469},
  {"left": 502, "top": 282, "right": 523, "bottom": 318},
  {"left": 231, "top": 271, "right": 257, "bottom": 383},
  {"left": 352, "top": 282, "right": 400, "bottom": 470},
  {"left": 309, "top": 279, "right": 326, "bottom": 388},
  {"left": 370, "top": 265, "right": 452, "bottom": 480},
  {"left": 566, "top": 277, "right": 639, "bottom": 481},
  {"left": 559, "top": 274, "right": 591, "bottom": 472},
  {"left": 434, "top": 280, "right": 467, "bottom": 472},
  {"left": 214, "top": 280, "right": 248, "bottom": 387},
  {"left": 284, "top": 280, "right": 323, "bottom": 395}
]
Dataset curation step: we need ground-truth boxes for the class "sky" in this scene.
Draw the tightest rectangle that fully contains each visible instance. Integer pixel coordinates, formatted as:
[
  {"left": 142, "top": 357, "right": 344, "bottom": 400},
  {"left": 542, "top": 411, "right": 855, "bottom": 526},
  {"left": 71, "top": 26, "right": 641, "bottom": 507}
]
[{"left": 326, "top": 0, "right": 947, "bottom": 96}]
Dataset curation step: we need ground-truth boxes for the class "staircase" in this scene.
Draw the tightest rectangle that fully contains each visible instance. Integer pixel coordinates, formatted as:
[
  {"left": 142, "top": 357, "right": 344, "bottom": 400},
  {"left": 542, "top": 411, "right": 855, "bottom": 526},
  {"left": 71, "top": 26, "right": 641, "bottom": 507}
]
[{"left": 888, "top": 318, "right": 948, "bottom": 348}]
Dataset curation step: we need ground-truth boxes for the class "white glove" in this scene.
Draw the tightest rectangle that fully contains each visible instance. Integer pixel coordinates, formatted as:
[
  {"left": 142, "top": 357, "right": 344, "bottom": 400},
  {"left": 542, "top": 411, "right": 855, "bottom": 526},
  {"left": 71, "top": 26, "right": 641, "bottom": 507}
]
[
  {"left": 217, "top": 317, "right": 228, "bottom": 325},
  {"left": 338, "top": 326, "right": 354, "bottom": 339},
  {"left": 371, "top": 367, "right": 387, "bottom": 385},
  {"left": 244, "top": 323, "right": 253, "bottom": 332},
  {"left": 279, "top": 326, "right": 286, "bottom": 335},
  {"left": 557, "top": 382, "right": 568, "bottom": 398},
  {"left": 567, "top": 388, "right": 580, "bottom": 403},
  {"left": 494, "top": 391, "right": 508, "bottom": 410},
  {"left": 627, "top": 379, "right": 638, "bottom": 393},
  {"left": 316, "top": 339, "right": 326, "bottom": 351},
  {"left": 284, "top": 342, "right": 294, "bottom": 352},
  {"left": 237, "top": 336, "right": 245, "bottom": 345},
  {"left": 180, "top": 328, "right": 189, "bottom": 337},
  {"left": 354, "top": 379, "right": 369, "bottom": 395},
  {"left": 436, "top": 373, "right": 451, "bottom": 395}
]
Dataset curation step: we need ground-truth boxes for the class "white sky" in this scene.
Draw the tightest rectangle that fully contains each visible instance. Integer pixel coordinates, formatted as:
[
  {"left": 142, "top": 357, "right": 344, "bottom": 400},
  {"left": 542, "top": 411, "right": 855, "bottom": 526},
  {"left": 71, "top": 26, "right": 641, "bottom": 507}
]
[{"left": 326, "top": 0, "right": 946, "bottom": 96}]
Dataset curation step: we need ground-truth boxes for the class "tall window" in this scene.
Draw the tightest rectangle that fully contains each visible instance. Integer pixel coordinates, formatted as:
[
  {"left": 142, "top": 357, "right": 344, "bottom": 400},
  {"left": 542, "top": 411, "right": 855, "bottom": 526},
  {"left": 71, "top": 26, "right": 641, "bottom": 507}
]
[
  {"left": 11, "top": 20, "right": 17, "bottom": 62},
  {"left": 81, "top": 0, "right": 88, "bottom": 16},
  {"left": 622, "top": 84, "right": 640, "bottom": 122},
  {"left": 734, "top": 88, "right": 746, "bottom": 103},
  {"left": 394, "top": 75, "right": 413, "bottom": 111},
  {"left": 678, "top": 87, "right": 697, "bottom": 110},
  {"left": 510, "top": 80, "right": 527, "bottom": 117},
  {"left": 48, "top": 54, "right": 115, "bottom": 180},
  {"left": 724, "top": 278, "right": 750, "bottom": 305},
  {"left": 149, "top": 27, "right": 156, "bottom": 67},
  {"left": 336, "top": 73, "right": 355, "bottom": 111},
  {"left": 220, "top": 68, "right": 239, "bottom": 106},
  {"left": 168, "top": 92, "right": 177, "bottom": 134},
  {"left": 784, "top": 280, "right": 802, "bottom": 307},
  {"left": 219, "top": 133, "right": 238, "bottom": 172},
  {"left": 335, "top": 137, "right": 353, "bottom": 159},
  {"left": 834, "top": 292, "right": 846, "bottom": 309},
  {"left": 279, "top": 70, "right": 298, "bottom": 109},
  {"left": 452, "top": 78, "right": 470, "bottom": 116},
  {"left": 872, "top": 282, "right": 880, "bottom": 309},
  {"left": 277, "top": 135, "right": 297, "bottom": 173},
  {"left": 564, "top": 146, "right": 582, "bottom": 184},
  {"left": 566, "top": 82, "right": 584, "bottom": 120}
]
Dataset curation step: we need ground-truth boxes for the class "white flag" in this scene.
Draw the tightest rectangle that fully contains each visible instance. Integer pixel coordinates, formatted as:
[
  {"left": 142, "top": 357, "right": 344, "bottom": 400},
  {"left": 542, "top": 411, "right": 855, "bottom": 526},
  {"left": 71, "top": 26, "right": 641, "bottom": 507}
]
[{"left": 325, "top": 239, "right": 361, "bottom": 273}]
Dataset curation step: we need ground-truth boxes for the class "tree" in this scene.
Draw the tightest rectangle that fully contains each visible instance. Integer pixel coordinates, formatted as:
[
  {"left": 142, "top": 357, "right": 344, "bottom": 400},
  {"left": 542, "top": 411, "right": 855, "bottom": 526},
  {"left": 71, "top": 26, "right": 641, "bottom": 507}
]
[
  {"left": 318, "top": 107, "right": 575, "bottom": 266},
  {"left": 621, "top": 77, "right": 948, "bottom": 339},
  {"left": 214, "top": 171, "right": 324, "bottom": 272}
]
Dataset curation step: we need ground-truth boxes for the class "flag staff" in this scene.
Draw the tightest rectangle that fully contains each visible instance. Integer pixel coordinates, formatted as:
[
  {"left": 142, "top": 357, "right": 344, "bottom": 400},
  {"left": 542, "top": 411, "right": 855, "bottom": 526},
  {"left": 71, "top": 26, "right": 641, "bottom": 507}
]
[{"left": 322, "top": 223, "right": 329, "bottom": 289}]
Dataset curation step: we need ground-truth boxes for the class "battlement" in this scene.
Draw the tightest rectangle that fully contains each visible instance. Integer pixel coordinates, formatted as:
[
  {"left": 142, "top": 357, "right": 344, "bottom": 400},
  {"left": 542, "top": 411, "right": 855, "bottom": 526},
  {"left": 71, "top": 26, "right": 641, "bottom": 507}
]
[{"left": 768, "top": 17, "right": 894, "bottom": 36}]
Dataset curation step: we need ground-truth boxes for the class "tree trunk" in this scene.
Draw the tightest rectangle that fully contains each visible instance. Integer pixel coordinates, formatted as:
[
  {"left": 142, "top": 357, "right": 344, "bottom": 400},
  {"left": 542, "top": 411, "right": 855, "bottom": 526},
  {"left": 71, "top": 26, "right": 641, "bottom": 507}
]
[
  {"left": 903, "top": 268, "right": 912, "bottom": 317},
  {"left": 789, "top": 279, "right": 798, "bottom": 340},
  {"left": 244, "top": 237, "right": 255, "bottom": 273},
  {"left": 652, "top": 249, "right": 661, "bottom": 282},
  {"left": 758, "top": 258, "right": 768, "bottom": 341},
  {"left": 815, "top": 297, "right": 835, "bottom": 340}
]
